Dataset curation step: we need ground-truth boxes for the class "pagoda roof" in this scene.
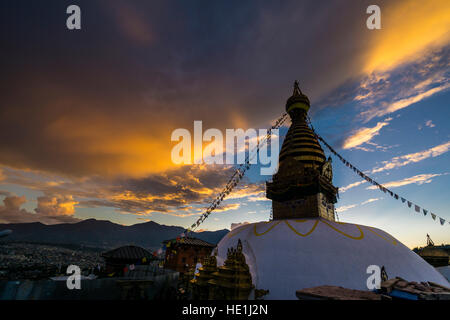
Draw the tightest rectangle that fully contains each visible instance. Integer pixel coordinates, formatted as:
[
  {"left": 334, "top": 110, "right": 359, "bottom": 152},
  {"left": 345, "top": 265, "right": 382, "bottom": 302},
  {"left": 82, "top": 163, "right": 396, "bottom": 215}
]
[
  {"left": 101, "top": 245, "right": 152, "bottom": 260},
  {"left": 163, "top": 237, "right": 215, "bottom": 247}
]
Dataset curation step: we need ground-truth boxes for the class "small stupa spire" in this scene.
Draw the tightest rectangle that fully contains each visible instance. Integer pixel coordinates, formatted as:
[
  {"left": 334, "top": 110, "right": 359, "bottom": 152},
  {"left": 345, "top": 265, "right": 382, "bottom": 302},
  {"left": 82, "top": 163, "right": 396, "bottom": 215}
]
[
  {"left": 286, "top": 80, "right": 310, "bottom": 114},
  {"left": 293, "top": 80, "right": 302, "bottom": 95}
]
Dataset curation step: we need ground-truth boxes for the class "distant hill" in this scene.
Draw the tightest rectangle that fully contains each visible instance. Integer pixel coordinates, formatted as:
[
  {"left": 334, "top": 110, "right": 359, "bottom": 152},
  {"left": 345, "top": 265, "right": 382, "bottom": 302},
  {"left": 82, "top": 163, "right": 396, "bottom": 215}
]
[{"left": 0, "top": 219, "right": 229, "bottom": 250}]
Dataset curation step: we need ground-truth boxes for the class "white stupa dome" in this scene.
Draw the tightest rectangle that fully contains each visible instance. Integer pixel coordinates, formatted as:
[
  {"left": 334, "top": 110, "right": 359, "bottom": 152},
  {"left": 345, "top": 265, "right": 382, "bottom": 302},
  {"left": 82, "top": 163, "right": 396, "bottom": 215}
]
[{"left": 215, "top": 218, "right": 449, "bottom": 299}]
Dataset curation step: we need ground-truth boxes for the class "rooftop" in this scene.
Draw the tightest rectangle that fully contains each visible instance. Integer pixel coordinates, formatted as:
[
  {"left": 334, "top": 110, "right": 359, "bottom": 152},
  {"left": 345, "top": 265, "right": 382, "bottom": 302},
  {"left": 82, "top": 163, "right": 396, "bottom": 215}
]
[
  {"left": 101, "top": 245, "right": 152, "bottom": 260},
  {"left": 163, "top": 237, "right": 215, "bottom": 248}
]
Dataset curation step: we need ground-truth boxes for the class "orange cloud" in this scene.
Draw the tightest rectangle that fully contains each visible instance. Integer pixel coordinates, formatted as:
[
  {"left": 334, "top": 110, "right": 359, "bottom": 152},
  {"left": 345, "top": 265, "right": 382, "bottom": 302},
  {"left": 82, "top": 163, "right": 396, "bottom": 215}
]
[
  {"left": 0, "top": 194, "right": 80, "bottom": 224},
  {"left": 226, "top": 183, "right": 265, "bottom": 201},
  {"left": 364, "top": 0, "right": 450, "bottom": 73},
  {"left": 42, "top": 113, "right": 175, "bottom": 178},
  {"left": 1, "top": 164, "right": 240, "bottom": 219},
  {"left": 3, "top": 195, "right": 26, "bottom": 210},
  {"left": 342, "top": 120, "right": 390, "bottom": 149},
  {"left": 35, "top": 195, "right": 78, "bottom": 217},
  {"left": 214, "top": 203, "right": 241, "bottom": 213}
]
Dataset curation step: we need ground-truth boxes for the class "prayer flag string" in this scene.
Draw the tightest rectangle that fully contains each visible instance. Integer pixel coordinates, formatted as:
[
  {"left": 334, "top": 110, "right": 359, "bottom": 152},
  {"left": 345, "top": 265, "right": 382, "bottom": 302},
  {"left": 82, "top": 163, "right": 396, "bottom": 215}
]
[
  {"left": 307, "top": 117, "right": 448, "bottom": 228},
  {"left": 183, "top": 113, "right": 289, "bottom": 236}
]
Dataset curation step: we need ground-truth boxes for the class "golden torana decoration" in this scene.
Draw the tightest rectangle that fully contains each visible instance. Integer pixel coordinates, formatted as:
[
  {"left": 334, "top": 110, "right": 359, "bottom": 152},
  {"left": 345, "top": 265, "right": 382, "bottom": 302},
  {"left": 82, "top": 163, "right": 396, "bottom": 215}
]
[{"left": 227, "top": 219, "right": 398, "bottom": 245}]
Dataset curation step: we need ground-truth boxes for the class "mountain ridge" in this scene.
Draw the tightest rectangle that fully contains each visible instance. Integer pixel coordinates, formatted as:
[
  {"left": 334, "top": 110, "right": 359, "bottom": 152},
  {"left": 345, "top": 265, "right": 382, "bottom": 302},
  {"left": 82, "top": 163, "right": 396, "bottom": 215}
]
[{"left": 0, "top": 219, "right": 229, "bottom": 250}]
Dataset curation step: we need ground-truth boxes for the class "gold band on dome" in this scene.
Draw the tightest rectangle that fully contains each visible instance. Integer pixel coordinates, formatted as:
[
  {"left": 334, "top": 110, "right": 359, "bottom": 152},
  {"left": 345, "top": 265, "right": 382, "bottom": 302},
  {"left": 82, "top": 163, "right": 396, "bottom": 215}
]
[
  {"left": 366, "top": 226, "right": 398, "bottom": 245},
  {"left": 253, "top": 221, "right": 282, "bottom": 236},
  {"left": 248, "top": 219, "right": 370, "bottom": 242},
  {"left": 320, "top": 220, "right": 364, "bottom": 240},
  {"left": 226, "top": 223, "right": 252, "bottom": 238},
  {"left": 284, "top": 220, "right": 319, "bottom": 237}
]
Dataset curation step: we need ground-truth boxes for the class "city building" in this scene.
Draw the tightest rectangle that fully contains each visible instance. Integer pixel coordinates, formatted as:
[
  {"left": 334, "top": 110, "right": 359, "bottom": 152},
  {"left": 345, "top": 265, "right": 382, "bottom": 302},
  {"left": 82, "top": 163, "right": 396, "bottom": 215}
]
[
  {"left": 102, "top": 245, "right": 153, "bottom": 276},
  {"left": 163, "top": 237, "right": 215, "bottom": 273}
]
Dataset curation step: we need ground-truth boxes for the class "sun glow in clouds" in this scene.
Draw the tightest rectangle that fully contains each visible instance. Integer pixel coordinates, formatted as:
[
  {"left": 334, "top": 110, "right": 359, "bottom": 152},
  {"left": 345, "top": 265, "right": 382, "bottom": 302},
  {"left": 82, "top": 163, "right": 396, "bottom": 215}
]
[
  {"left": 364, "top": 0, "right": 450, "bottom": 73},
  {"left": 171, "top": 121, "right": 279, "bottom": 175}
]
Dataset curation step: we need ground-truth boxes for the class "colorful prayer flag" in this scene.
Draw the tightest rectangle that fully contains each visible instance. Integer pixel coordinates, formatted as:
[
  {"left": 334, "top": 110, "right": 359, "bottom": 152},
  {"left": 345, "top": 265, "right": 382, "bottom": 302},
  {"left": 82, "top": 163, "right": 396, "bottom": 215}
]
[
  {"left": 414, "top": 205, "right": 420, "bottom": 213},
  {"left": 431, "top": 213, "right": 436, "bottom": 220},
  {"left": 439, "top": 218, "right": 445, "bottom": 226}
]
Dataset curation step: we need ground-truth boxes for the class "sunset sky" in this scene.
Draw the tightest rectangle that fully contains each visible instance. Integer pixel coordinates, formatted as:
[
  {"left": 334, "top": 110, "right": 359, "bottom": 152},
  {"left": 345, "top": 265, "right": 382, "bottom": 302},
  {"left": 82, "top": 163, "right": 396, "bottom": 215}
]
[{"left": 0, "top": 0, "right": 449, "bottom": 248}]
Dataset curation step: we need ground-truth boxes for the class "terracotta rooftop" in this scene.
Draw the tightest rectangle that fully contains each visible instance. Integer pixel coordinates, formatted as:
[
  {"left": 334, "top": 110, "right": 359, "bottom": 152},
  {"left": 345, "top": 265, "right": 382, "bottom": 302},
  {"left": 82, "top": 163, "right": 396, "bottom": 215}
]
[
  {"left": 101, "top": 245, "right": 152, "bottom": 260},
  {"left": 163, "top": 237, "right": 215, "bottom": 247}
]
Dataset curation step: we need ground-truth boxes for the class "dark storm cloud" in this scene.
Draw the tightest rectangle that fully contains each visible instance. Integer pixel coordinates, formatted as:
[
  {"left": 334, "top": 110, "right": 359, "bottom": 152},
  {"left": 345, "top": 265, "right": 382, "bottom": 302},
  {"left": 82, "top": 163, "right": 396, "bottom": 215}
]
[
  {"left": 3, "top": 0, "right": 448, "bottom": 224},
  {"left": 0, "top": 0, "right": 383, "bottom": 178}
]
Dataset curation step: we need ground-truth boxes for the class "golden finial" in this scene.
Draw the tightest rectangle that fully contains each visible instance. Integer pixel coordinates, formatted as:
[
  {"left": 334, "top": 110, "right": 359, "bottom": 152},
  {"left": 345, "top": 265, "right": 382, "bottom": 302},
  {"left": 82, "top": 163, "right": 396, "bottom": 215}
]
[{"left": 293, "top": 80, "right": 302, "bottom": 96}]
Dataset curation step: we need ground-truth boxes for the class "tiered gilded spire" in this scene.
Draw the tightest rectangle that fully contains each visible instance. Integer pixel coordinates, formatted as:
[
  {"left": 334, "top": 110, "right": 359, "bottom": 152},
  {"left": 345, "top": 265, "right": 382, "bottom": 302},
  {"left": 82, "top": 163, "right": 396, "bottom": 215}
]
[
  {"left": 266, "top": 81, "right": 337, "bottom": 221},
  {"left": 279, "top": 81, "right": 326, "bottom": 168}
]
